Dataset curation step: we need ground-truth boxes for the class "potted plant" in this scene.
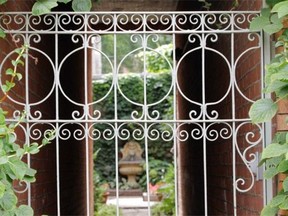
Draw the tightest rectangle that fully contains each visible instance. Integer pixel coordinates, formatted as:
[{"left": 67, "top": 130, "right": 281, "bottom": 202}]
[{"left": 142, "top": 183, "right": 163, "bottom": 202}]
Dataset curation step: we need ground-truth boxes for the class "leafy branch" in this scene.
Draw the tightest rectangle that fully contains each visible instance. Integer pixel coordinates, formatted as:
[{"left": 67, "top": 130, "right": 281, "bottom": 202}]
[
  {"left": 249, "top": 0, "right": 288, "bottom": 215},
  {"left": 0, "top": 44, "right": 54, "bottom": 215}
]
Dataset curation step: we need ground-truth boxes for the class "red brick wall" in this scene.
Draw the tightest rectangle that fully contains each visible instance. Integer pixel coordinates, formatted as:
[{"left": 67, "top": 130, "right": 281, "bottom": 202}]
[
  {"left": 206, "top": 0, "right": 264, "bottom": 215},
  {"left": 177, "top": 0, "right": 264, "bottom": 215},
  {"left": 0, "top": 2, "right": 91, "bottom": 215}
]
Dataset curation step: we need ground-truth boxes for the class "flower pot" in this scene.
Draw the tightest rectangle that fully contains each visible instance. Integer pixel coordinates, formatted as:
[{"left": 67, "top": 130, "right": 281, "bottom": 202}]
[
  {"left": 142, "top": 192, "right": 162, "bottom": 202},
  {"left": 278, "top": 209, "right": 288, "bottom": 216}
]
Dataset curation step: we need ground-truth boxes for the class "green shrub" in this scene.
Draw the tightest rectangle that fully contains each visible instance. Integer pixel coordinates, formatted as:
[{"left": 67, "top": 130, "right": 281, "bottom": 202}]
[
  {"left": 95, "top": 204, "right": 122, "bottom": 216},
  {"left": 152, "top": 164, "right": 175, "bottom": 216}
]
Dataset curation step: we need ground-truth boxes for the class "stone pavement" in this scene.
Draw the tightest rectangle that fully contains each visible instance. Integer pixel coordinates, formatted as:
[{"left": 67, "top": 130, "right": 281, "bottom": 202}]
[{"left": 107, "top": 196, "right": 157, "bottom": 216}]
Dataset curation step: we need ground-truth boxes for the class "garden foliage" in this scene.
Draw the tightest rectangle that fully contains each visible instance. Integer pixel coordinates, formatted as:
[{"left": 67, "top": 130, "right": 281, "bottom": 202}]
[
  {"left": 93, "top": 72, "right": 174, "bottom": 189},
  {"left": 249, "top": 0, "right": 288, "bottom": 215}
]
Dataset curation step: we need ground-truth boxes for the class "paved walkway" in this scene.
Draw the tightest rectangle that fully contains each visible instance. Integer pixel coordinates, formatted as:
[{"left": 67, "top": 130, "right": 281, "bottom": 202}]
[{"left": 107, "top": 196, "right": 158, "bottom": 216}]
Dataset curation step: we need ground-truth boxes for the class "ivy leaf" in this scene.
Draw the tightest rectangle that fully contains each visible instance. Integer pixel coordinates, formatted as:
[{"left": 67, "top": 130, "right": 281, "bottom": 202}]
[
  {"left": 260, "top": 205, "right": 279, "bottom": 216},
  {"left": 249, "top": 98, "right": 278, "bottom": 123},
  {"left": 8, "top": 157, "right": 27, "bottom": 180},
  {"left": 16, "top": 148, "right": 25, "bottom": 158},
  {"left": 5, "top": 68, "right": 14, "bottom": 76},
  {"left": 28, "top": 143, "right": 39, "bottom": 154},
  {"left": 263, "top": 23, "right": 284, "bottom": 35},
  {"left": 277, "top": 160, "right": 288, "bottom": 172},
  {"left": 0, "top": 150, "right": 8, "bottom": 165},
  {"left": 272, "top": 1, "right": 288, "bottom": 18},
  {"left": 264, "top": 166, "right": 279, "bottom": 178},
  {"left": 0, "top": 0, "right": 7, "bottom": 5},
  {"left": 25, "top": 168, "right": 36, "bottom": 177},
  {"left": 262, "top": 143, "right": 288, "bottom": 160},
  {"left": 15, "top": 205, "right": 33, "bottom": 216},
  {"left": 0, "top": 114, "right": 6, "bottom": 125},
  {"left": 0, "top": 28, "right": 5, "bottom": 38},
  {"left": 283, "top": 177, "right": 288, "bottom": 192},
  {"left": 279, "top": 198, "right": 288, "bottom": 209},
  {"left": 0, "top": 181, "right": 6, "bottom": 199},
  {"left": 0, "top": 192, "right": 17, "bottom": 211},
  {"left": 72, "top": 0, "right": 92, "bottom": 12},
  {"left": 15, "top": 73, "right": 22, "bottom": 81},
  {"left": 271, "top": 71, "right": 288, "bottom": 82},
  {"left": 32, "top": 0, "right": 58, "bottom": 15},
  {"left": 250, "top": 16, "right": 270, "bottom": 31},
  {"left": 265, "top": 80, "right": 288, "bottom": 93},
  {"left": 269, "top": 194, "right": 287, "bottom": 207}
]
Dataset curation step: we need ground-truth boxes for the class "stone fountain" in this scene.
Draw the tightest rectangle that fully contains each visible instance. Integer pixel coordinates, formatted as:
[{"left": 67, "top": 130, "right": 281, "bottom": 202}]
[{"left": 119, "top": 141, "right": 144, "bottom": 189}]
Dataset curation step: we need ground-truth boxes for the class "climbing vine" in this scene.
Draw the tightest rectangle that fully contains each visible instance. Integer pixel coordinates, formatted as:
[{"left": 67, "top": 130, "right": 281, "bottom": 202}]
[
  {"left": 249, "top": 0, "right": 288, "bottom": 215},
  {"left": 0, "top": 45, "right": 54, "bottom": 215},
  {"left": 0, "top": 1, "right": 75, "bottom": 215}
]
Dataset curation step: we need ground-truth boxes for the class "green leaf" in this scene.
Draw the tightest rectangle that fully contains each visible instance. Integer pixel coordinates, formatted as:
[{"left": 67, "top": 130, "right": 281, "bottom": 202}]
[
  {"left": 249, "top": 99, "right": 278, "bottom": 123},
  {"left": 15, "top": 205, "right": 33, "bottom": 216},
  {"left": 28, "top": 143, "right": 39, "bottom": 154},
  {"left": 283, "top": 177, "right": 288, "bottom": 192},
  {"left": 279, "top": 197, "right": 288, "bottom": 209},
  {"left": 16, "top": 73, "right": 22, "bottom": 81},
  {"left": 263, "top": 23, "right": 283, "bottom": 35},
  {"left": 8, "top": 158, "right": 27, "bottom": 180},
  {"left": 272, "top": 132, "right": 288, "bottom": 144},
  {"left": 261, "top": 8, "right": 272, "bottom": 17},
  {"left": 0, "top": 192, "right": 17, "bottom": 211},
  {"left": 5, "top": 68, "right": 14, "bottom": 76},
  {"left": 0, "top": 155, "right": 8, "bottom": 165},
  {"left": 0, "top": 0, "right": 7, "bottom": 5},
  {"left": 0, "top": 150, "right": 8, "bottom": 165},
  {"left": 250, "top": 16, "right": 270, "bottom": 31},
  {"left": 25, "top": 168, "right": 36, "bottom": 177},
  {"left": 264, "top": 166, "right": 279, "bottom": 178},
  {"left": 270, "top": 194, "right": 287, "bottom": 207},
  {"left": 266, "top": 0, "right": 284, "bottom": 7},
  {"left": 276, "top": 85, "right": 288, "bottom": 98},
  {"left": 32, "top": 0, "right": 58, "bottom": 15},
  {"left": 57, "top": 0, "right": 72, "bottom": 3},
  {"left": 0, "top": 181, "right": 6, "bottom": 199},
  {"left": 271, "top": 13, "right": 283, "bottom": 24},
  {"left": 260, "top": 205, "right": 279, "bottom": 216},
  {"left": 16, "top": 148, "right": 25, "bottom": 158},
  {"left": 271, "top": 71, "right": 288, "bottom": 83},
  {"left": 265, "top": 80, "right": 288, "bottom": 93},
  {"left": 2, "top": 164, "right": 16, "bottom": 180},
  {"left": 262, "top": 143, "right": 288, "bottom": 159},
  {"left": 72, "top": 0, "right": 92, "bottom": 11},
  {"left": 277, "top": 160, "right": 288, "bottom": 172},
  {"left": 0, "top": 113, "right": 6, "bottom": 124},
  {"left": 272, "top": 1, "right": 288, "bottom": 18},
  {"left": 0, "top": 28, "right": 5, "bottom": 39}
]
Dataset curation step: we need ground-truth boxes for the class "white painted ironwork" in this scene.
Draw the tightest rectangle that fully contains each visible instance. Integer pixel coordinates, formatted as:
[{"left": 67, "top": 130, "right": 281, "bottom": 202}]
[{"left": 0, "top": 11, "right": 266, "bottom": 216}]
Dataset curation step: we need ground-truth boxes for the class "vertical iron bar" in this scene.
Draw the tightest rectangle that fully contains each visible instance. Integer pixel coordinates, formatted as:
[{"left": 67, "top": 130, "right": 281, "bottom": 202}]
[
  {"left": 24, "top": 13, "right": 31, "bottom": 208},
  {"left": 113, "top": 15, "right": 120, "bottom": 216},
  {"left": 143, "top": 16, "right": 152, "bottom": 215},
  {"left": 231, "top": 14, "right": 237, "bottom": 216},
  {"left": 200, "top": 13, "right": 208, "bottom": 216},
  {"left": 55, "top": 14, "right": 61, "bottom": 215},
  {"left": 172, "top": 14, "right": 179, "bottom": 216},
  {"left": 84, "top": 14, "right": 90, "bottom": 216}
]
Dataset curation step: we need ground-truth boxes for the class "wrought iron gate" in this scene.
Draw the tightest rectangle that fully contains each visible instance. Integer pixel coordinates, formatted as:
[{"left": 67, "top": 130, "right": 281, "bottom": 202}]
[{"left": 0, "top": 11, "right": 268, "bottom": 215}]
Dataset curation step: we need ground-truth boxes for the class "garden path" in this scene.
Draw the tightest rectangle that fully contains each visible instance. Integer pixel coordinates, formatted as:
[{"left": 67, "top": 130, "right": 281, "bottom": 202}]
[{"left": 107, "top": 196, "right": 157, "bottom": 216}]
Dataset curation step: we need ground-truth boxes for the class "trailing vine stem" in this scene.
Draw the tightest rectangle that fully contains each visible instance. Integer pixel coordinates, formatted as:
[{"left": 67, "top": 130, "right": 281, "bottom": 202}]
[{"left": 0, "top": 45, "right": 28, "bottom": 103}]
